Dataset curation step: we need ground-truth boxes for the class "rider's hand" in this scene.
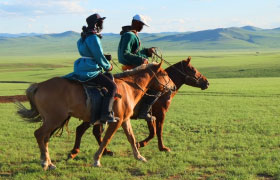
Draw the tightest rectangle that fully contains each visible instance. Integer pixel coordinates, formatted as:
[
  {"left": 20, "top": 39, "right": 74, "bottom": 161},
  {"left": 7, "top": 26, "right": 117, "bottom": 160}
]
[
  {"left": 147, "top": 47, "right": 155, "bottom": 57},
  {"left": 108, "top": 64, "right": 113, "bottom": 71},
  {"left": 143, "top": 59, "right": 149, "bottom": 64},
  {"left": 104, "top": 54, "right": 112, "bottom": 61}
]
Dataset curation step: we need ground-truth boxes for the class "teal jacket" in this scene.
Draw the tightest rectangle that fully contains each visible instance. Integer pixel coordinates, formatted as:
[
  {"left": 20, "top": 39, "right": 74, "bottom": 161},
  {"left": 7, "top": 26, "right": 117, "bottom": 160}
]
[
  {"left": 118, "top": 31, "right": 149, "bottom": 66},
  {"left": 64, "top": 34, "right": 111, "bottom": 82}
]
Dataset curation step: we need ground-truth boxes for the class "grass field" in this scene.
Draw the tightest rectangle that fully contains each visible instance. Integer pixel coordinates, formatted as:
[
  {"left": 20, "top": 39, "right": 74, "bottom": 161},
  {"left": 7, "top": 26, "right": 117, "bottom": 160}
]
[{"left": 0, "top": 51, "right": 279, "bottom": 180}]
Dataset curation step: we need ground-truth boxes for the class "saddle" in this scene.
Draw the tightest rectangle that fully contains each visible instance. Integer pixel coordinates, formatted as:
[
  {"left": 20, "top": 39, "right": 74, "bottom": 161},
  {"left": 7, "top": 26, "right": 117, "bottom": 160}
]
[{"left": 63, "top": 73, "right": 121, "bottom": 124}]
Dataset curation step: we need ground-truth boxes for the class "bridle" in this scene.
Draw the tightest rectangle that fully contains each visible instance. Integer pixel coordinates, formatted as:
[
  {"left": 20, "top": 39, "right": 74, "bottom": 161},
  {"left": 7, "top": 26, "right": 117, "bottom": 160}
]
[
  {"left": 179, "top": 61, "right": 202, "bottom": 83},
  {"left": 134, "top": 66, "right": 176, "bottom": 97},
  {"left": 152, "top": 49, "right": 202, "bottom": 84}
]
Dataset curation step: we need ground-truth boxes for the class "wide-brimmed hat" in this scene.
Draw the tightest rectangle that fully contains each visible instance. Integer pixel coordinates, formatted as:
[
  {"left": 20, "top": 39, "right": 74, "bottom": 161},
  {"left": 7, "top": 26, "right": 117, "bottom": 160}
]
[
  {"left": 133, "top": 14, "right": 150, "bottom": 27},
  {"left": 86, "top": 13, "right": 106, "bottom": 27}
]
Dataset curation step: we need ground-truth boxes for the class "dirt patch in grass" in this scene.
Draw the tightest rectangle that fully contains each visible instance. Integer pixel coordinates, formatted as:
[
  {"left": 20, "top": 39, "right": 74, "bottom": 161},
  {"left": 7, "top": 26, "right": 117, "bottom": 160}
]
[{"left": 0, "top": 95, "right": 27, "bottom": 103}]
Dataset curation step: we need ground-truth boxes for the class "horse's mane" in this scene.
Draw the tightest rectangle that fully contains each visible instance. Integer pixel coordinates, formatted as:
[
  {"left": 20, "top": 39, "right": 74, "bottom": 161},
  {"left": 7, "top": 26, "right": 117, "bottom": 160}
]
[
  {"left": 114, "top": 63, "right": 158, "bottom": 79},
  {"left": 165, "top": 60, "right": 182, "bottom": 71}
]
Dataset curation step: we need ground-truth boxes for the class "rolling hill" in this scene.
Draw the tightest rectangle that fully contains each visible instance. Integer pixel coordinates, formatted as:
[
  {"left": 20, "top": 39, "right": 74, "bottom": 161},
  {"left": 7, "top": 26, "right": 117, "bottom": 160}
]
[{"left": 0, "top": 26, "right": 279, "bottom": 56}]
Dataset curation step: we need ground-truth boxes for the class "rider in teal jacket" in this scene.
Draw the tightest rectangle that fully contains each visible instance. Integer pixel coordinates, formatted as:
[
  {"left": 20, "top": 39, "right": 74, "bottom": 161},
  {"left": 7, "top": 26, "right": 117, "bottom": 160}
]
[
  {"left": 70, "top": 34, "right": 111, "bottom": 81},
  {"left": 64, "top": 14, "right": 116, "bottom": 124}
]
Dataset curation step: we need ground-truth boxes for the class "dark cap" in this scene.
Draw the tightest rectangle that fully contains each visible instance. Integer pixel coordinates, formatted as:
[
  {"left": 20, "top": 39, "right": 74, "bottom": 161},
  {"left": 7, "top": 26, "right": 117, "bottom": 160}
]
[{"left": 86, "top": 13, "right": 106, "bottom": 27}]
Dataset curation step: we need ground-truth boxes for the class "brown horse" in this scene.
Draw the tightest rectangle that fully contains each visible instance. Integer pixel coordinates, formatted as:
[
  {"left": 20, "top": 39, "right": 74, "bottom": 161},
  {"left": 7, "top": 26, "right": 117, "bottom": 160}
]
[
  {"left": 16, "top": 62, "right": 176, "bottom": 170},
  {"left": 68, "top": 57, "right": 209, "bottom": 159}
]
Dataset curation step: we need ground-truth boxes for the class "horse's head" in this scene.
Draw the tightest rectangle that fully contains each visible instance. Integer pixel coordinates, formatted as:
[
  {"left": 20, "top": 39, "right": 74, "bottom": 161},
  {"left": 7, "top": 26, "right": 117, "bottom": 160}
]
[{"left": 179, "top": 57, "right": 209, "bottom": 90}]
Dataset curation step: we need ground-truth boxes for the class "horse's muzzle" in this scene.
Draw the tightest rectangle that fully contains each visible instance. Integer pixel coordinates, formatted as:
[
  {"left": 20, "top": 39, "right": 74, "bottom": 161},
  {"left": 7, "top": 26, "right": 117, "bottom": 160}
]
[{"left": 200, "top": 80, "right": 209, "bottom": 90}]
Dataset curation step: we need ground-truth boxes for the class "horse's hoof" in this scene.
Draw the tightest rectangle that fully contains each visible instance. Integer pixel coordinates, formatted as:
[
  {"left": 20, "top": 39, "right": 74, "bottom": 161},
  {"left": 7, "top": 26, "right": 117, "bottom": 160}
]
[
  {"left": 67, "top": 153, "right": 77, "bottom": 161},
  {"left": 48, "top": 164, "right": 57, "bottom": 170},
  {"left": 103, "top": 150, "right": 114, "bottom": 156},
  {"left": 138, "top": 156, "right": 147, "bottom": 162},
  {"left": 159, "top": 147, "right": 171, "bottom": 152},
  {"left": 93, "top": 160, "right": 101, "bottom": 167},
  {"left": 41, "top": 161, "right": 48, "bottom": 170}
]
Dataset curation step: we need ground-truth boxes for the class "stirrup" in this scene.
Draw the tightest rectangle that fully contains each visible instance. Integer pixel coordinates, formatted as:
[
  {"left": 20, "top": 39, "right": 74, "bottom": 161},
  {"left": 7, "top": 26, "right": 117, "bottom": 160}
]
[
  {"left": 100, "top": 112, "right": 119, "bottom": 123},
  {"left": 138, "top": 112, "right": 156, "bottom": 121}
]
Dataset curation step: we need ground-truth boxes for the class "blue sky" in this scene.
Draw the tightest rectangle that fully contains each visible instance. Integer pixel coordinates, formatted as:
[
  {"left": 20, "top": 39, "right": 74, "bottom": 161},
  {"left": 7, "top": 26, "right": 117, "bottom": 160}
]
[{"left": 0, "top": 0, "right": 279, "bottom": 34}]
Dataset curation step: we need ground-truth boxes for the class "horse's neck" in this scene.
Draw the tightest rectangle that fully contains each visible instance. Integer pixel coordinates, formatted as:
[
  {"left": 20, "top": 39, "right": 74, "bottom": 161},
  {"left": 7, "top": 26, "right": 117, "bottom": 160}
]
[
  {"left": 117, "top": 73, "right": 153, "bottom": 102},
  {"left": 165, "top": 64, "right": 184, "bottom": 91}
]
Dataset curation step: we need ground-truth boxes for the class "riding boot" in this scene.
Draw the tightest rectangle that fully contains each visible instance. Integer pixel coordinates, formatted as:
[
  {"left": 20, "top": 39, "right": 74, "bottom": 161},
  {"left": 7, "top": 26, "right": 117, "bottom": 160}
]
[
  {"left": 100, "top": 96, "right": 118, "bottom": 124},
  {"left": 138, "top": 102, "right": 156, "bottom": 121},
  {"left": 138, "top": 90, "right": 161, "bottom": 121}
]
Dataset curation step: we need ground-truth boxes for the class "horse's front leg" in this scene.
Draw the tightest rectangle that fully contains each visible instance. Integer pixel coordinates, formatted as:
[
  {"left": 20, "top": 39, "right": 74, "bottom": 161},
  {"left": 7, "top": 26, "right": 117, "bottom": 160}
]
[
  {"left": 136, "top": 120, "right": 156, "bottom": 149},
  {"left": 156, "top": 116, "right": 170, "bottom": 152},
  {"left": 68, "top": 122, "right": 91, "bottom": 159},
  {"left": 122, "top": 120, "right": 147, "bottom": 162},
  {"left": 93, "top": 120, "right": 122, "bottom": 167}
]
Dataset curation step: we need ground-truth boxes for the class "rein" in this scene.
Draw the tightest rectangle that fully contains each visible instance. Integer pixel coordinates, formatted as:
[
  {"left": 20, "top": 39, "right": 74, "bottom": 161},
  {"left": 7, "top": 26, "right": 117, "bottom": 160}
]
[
  {"left": 123, "top": 66, "right": 174, "bottom": 97},
  {"left": 111, "top": 58, "right": 123, "bottom": 72},
  {"left": 153, "top": 49, "right": 201, "bottom": 82}
]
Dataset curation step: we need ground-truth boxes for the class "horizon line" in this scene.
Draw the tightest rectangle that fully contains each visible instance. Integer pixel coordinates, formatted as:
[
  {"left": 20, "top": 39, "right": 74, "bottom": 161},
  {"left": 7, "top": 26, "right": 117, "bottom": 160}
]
[{"left": 0, "top": 25, "right": 279, "bottom": 35}]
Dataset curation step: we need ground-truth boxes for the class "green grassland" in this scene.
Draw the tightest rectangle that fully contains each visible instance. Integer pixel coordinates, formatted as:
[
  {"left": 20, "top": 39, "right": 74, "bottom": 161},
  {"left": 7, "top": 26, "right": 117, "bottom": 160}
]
[{"left": 0, "top": 51, "right": 280, "bottom": 179}]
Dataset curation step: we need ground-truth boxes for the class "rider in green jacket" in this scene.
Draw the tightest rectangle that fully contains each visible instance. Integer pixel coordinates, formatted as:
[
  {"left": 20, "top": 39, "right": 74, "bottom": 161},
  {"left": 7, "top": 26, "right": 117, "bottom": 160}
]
[{"left": 118, "top": 14, "right": 159, "bottom": 121}]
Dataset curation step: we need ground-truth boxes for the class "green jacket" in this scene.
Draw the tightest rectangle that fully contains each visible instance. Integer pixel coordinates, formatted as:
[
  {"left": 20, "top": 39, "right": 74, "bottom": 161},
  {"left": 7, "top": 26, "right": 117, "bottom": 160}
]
[{"left": 118, "top": 31, "right": 149, "bottom": 66}]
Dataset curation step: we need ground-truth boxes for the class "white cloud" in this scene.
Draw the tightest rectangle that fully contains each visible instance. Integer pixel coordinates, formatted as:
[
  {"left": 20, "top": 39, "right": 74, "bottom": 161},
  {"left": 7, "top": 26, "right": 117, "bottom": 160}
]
[
  {"left": 54, "top": 0, "right": 85, "bottom": 13},
  {"left": 143, "top": 15, "right": 152, "bottom": 22},
  {"left": 0, "top": 9, "right": 17, "bottom": 16},
  {"left": 43, "top": 24, "right": 50, "bottom": 34},
  {"left": 0, "top": 0, "right": 93, "bottom": 17},
  {"left": 27, "top": 23, "right": 33, "bottom": 29},
  {"left": 90, "top": 9, "right": 105, "bottom": 13},
  {"left": 231, "top": 18, "right": 256, "bottom": 26},
  {"left": 33, "top": 10, "right": 45, "bottom": 14},
  {"left": 28, "top": 18, "right": 37, "bottom": 22}
]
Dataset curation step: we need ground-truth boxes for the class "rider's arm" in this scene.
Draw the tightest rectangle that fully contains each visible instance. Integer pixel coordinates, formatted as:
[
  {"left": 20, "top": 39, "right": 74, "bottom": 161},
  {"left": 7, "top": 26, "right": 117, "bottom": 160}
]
[{"left": 86, "top": 35, "right": 112, "bottom": 71}]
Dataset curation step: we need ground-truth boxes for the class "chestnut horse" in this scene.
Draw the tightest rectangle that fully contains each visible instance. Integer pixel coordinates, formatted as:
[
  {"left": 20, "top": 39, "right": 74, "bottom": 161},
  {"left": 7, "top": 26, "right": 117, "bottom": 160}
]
[
  {"left": 68, "top": 57, "right": 209, "bottom": 159},
  {"left": 16, "top": 62, "right": 175, "bottom": 170}
]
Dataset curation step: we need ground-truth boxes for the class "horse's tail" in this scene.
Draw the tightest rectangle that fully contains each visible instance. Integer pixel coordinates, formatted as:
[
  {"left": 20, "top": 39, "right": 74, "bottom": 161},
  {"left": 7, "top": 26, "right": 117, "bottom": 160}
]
[{"left": 16, "top": 83, "right": 42, "bottom": 123}]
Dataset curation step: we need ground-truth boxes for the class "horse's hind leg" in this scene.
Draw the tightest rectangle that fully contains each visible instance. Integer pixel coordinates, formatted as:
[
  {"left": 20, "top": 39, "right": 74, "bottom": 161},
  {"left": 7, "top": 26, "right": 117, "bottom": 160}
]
[
  {"left": 34, "top": 117, "right": 65, "bottom": 170},
  {"left": 122, "top": 120, "right": 147, "bottom": 162},
  {"left": 34, "top": 124, "right": 57, "bottom": 170}
]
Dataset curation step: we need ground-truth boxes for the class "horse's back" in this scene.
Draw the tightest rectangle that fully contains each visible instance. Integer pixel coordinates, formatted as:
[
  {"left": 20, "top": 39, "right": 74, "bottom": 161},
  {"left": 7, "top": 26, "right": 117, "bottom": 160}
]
[
  {"left": 35, "top": 77, "right": 88, "bottom": 120},
  {"left": 37, "top": 77, "right": 82, "bottom": 101}
]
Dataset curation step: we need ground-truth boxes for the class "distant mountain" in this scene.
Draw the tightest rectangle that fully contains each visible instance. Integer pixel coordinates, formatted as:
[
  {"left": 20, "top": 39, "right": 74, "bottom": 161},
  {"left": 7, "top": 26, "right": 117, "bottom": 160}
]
[
  {"left": 240, "top": 26, "right": 262, "bottom": 31},
  {"left": 148, "top": 26, "right": 280, "bottom": 49},
  {"left": 0, "top": 33, "right": 42, "bottom": 38},
  {"left": 0, "top": 26, "right": 279, "bottom": 56}
]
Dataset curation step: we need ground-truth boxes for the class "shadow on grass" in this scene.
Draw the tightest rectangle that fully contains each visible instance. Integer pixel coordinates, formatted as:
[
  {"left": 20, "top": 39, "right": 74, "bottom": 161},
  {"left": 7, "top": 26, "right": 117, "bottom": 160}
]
[
  {"left": 0, "top": 81, "right": 32, "bottom": 83},
  {"left": 257, "top": 173, "right": 275, "bottom": 180},
  {"left": 127, "top": 167, "right": 145, "bottom": 177},
  {"left": 178, "top": 91, "right": 280, "bottom": 98},
  {"left": 0, "top": 160, "right": 43, "bottom": 178}
]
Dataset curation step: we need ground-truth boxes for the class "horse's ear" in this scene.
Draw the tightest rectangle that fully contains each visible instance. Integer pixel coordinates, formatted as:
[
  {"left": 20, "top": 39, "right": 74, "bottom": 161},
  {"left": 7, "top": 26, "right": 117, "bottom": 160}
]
[{"left": 186, "top": 56, "right": 191, "bottom": 64}]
